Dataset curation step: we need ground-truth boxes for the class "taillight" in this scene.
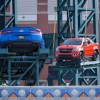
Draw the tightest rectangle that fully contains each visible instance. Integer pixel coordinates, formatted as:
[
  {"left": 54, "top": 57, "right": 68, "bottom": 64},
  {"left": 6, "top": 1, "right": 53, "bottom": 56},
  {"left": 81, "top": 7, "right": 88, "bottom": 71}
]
[
  {"left": 30, "top": 30, "right": 40, "bottom": 34},
  {"left": 0, "top": 30, "right": 12, "bottom": 34}
]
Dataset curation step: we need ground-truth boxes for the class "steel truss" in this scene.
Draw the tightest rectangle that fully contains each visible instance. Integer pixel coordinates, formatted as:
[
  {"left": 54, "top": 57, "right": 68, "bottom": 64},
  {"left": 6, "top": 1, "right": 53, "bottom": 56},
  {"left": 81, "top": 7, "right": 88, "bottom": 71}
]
[
  {"left": 47, "top": 61, "right": 100, "bottom": 86},
  {"left": 57, "top": 0, "right": 99, "bottom": 44},
  {"left": 0, "top": 0, "right": 17, "bottom": 30},
  {"left": 0, "top": 48, "right": 49, "bottom": 86},
  {"left": 47, "top": 0, "right": 100, "bottom": 86}
]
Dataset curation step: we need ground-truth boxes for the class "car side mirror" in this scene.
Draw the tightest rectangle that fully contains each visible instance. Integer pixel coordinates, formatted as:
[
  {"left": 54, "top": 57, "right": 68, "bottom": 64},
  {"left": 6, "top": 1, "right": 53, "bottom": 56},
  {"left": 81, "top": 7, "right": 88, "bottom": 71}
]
[
  {"left": 83, "top": 42, "right": 87, "bottom": 46},
  {"left": 88, "top": 41, "right": 90, "bottom": 44}
]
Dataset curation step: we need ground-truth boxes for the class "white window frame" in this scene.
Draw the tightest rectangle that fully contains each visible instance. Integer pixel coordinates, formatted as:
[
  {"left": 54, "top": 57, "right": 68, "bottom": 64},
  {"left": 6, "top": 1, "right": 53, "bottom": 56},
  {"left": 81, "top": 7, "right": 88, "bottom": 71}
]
[
  {"left": 17, "top": 0, "right": 37, "bottom": 21},
  {"left": 48, "top": 0, "right": 67, "bottom": 21}
]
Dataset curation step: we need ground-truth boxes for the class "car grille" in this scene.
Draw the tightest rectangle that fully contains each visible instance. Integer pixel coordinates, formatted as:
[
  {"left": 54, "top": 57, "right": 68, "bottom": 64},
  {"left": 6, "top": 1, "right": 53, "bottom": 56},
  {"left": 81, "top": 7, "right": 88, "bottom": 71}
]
[
  {"left": 59, "top": 55, "right": 72, "bottom": 59},
  {"left": 59, "top": 48, "right": 72, "bottom": 53}
]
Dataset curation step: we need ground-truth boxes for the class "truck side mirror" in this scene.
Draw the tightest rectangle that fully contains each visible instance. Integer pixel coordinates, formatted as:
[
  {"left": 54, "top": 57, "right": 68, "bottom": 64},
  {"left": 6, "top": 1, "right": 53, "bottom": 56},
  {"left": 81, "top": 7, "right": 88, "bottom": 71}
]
[
  {"left": 88, "top": 41, "right": 90, "bottom": 44},
  {"left": 83, "top": 42, "right": 87, "bottom": 46}
]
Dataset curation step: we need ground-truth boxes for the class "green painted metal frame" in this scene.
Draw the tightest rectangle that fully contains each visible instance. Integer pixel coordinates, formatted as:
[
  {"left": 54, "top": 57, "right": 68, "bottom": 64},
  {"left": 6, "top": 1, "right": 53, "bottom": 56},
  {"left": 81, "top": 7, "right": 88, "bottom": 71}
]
[
  {"left": 0, "top": 48, "right": 49, "bottom": 86},
  {"left": 48, "top": 63, "right": 100, "bottom": 86},
  {"left": 57, "top": 0, "right": 99, "bottom": 43},
  {"left": 43, "top": 0, "right": 99, "bottom": 49},
  {"left": 0, "top": 0, "right": 17, "bottom": 30},
  {"left": 47, "top": 0, "right": 100, "bottom": 86}
]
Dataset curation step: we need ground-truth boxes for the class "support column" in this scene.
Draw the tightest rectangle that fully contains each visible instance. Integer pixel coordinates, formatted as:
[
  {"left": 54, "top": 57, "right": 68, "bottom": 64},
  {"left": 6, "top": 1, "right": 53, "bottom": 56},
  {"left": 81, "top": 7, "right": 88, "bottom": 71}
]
[{"left": 8, "top": 59, "right": 11, "bottom": 86}]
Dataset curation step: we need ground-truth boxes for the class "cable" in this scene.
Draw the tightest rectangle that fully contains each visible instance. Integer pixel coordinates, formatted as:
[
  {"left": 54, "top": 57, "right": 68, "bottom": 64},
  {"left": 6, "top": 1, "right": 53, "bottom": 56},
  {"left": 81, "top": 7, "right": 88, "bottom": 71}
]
[
  {"left": 83, "top": 0, "right": 88, "bottom": 78},
  {"left": 52, "top": 1, "right": 57, "bottom": 65},
  {"left": 52, "top": 7, "right": 56, "bottom": 57},
  {"left": 66, "top": 1, "right": 72, "bottom": 38},
  {"left": 84, "top": 0, "right": 88, "bottom": 39}
]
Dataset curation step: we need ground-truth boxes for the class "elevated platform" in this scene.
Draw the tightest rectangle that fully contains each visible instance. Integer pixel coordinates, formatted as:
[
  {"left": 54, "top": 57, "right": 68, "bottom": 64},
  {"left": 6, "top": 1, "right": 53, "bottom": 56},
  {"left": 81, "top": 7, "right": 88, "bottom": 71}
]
[
  {"left": 48, "top": 59, "right": 100, "bottom": 86},
  {"left": 0, "top": 48, "right": 50, "bottom": 86}
]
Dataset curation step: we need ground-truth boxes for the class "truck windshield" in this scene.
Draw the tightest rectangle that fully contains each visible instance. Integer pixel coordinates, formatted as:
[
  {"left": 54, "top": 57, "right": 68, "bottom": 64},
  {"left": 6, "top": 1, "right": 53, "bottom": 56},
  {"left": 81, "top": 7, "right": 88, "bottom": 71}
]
[{"left": 63, "top": 39, "right": 82, "bottom": 45}]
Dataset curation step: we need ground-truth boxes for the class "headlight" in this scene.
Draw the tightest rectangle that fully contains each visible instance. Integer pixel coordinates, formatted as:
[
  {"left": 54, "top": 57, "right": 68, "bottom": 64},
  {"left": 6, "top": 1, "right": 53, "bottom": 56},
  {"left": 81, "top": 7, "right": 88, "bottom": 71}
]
[
  {"left": 56, "top": 47, "right": 59, "bottom": 51},
  {"left": 72, "top": 48, "right": 78, "bottom": 52}
]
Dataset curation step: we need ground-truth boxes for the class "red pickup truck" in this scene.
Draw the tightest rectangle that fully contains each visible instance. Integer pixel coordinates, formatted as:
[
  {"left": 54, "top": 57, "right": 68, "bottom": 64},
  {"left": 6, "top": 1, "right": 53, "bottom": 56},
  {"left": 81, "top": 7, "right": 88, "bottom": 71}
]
[{"left": 56, "top": 38, "right": 99, "bottom": 62}]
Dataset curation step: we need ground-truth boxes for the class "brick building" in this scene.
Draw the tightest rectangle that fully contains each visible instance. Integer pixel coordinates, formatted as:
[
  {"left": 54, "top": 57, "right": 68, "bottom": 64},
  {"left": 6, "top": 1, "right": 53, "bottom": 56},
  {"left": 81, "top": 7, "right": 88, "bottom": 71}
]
[{"left": 17, "top": 0, "right": 100, "bottom": 36}]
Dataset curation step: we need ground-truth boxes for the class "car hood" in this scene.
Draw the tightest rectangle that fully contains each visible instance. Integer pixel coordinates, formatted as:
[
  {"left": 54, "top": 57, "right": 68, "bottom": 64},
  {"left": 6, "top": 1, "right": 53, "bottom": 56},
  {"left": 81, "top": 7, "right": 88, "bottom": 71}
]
[{"left": 58, "top": 45, "right": 81, "bottom": 49}]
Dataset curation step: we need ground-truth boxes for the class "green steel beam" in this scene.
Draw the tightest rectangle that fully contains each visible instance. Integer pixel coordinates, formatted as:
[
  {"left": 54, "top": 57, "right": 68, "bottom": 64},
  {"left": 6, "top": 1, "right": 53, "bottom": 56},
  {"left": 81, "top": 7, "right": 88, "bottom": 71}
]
[
  {"left": 79, "top": 11, "right": 95, "bottom": 34},
  {"left": 57, "top": 0, "right": 99, "bottom": 44},
  {"left": 48, "top": 65, "right": 100, "bottom": 86},
  {"left": 0, "top": 48, "right": 49, "bottom": 86},
  {"left": 57, "top": 0, "right": 63, "bottom": 45},
  {"left": 8, "top": 59, "right": 11, "bottom": 85},
  {"left": 0, "top": 0, "right": 6, "bottom": 30},
  {"left": 36, "top": 55, "right": 39, "bottom": 86},
  {"left": 12, "top": 0, "right": 17, "bottom": 27},
  {"left": 0, "top": 0, "right": 16, "bottom": 30},
  {"left": 74, "top": 0, "right": 78, "bottom": 37},
  {"left": 11, "top": 62, "right": 36, "bottom": 86},
  {"left": 78, "top": 0, "right": 86, "bottom": 7},
  {"left": 93, "top": 0, "right": 99, "bottom": 43},
  {"left": 61, "top": 12, "right": 73, "bottom": 34}
]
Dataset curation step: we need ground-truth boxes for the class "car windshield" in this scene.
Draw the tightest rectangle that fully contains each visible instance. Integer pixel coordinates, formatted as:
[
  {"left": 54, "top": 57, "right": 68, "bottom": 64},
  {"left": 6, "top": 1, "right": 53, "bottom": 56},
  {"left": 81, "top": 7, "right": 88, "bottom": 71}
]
[{"left": 63, "top": 39, "right": 82, "bottom": 45}]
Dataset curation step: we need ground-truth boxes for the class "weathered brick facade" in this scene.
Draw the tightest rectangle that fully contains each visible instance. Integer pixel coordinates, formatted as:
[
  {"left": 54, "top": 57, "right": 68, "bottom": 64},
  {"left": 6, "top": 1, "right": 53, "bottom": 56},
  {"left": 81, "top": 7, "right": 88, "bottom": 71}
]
[{"left": 18, "top": 0, "right": 100, "bottom": 37}]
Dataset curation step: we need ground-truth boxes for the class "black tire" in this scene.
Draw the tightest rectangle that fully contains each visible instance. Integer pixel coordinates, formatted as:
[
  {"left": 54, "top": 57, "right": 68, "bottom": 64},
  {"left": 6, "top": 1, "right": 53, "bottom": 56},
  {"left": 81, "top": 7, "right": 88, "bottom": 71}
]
[{"left": 91, "top": 50, "right": 98, "bottom": 61}]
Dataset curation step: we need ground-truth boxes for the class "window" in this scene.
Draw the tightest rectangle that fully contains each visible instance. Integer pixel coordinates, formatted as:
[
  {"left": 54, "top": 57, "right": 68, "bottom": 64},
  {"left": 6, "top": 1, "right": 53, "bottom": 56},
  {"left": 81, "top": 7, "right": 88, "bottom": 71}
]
[
  {"left": 82, "top": 0, "right": 92, "bottom": 21},
  {"left": 63, "top": 39, "right": 82, "bottom": 45},
  {"left": 48, "top": 0, "right": 67, "bottom": 21},
  {"left": 17, "top": 0, "right": 37, "bottom": 21}
]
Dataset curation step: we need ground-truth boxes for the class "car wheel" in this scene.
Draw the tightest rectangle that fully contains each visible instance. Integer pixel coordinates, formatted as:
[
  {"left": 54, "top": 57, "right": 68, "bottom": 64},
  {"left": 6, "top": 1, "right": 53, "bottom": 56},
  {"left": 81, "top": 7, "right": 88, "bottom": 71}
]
[
  {"left": 91, "top": 50, "right": 98, "bottom": 61},
  {"left": 80, "top": 51, "right": 84, "bottom": 62}
]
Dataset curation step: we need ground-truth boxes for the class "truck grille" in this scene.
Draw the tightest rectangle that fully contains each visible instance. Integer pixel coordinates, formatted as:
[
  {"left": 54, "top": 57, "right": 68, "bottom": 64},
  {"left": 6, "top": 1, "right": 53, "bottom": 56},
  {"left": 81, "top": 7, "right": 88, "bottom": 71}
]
[{"left": 59, "top": 49, "right": 72, "bottom": 53}]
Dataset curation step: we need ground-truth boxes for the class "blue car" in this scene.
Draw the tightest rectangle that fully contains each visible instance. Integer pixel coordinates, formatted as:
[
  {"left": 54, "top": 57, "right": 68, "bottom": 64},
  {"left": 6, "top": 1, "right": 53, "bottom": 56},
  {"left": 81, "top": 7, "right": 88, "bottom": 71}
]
[{"left": 0, "top": 27, "right": 44, "bottom": 54}]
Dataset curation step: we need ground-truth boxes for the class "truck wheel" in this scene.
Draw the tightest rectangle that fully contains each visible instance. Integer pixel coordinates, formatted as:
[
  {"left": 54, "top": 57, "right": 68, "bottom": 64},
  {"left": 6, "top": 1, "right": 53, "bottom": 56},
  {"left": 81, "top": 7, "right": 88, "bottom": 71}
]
[{"left": 91, "top": 50, "right": 98, "bottom": 61}]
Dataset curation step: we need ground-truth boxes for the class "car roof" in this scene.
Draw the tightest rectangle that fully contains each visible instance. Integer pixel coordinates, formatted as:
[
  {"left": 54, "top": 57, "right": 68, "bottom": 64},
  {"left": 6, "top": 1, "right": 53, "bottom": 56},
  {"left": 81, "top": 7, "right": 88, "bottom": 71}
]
[{"left": 66, "top": 37, "right": 90, "bottom": 40}]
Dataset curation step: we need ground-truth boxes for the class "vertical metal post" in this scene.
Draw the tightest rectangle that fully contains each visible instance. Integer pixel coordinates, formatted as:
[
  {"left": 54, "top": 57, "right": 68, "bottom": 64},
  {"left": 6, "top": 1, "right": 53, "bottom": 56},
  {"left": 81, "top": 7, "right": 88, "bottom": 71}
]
[
  {"left": 8, "top": 58, "right": 11, "bottom": 86},
  {"left": 57, "top": 0, "right": 62, "bottom": 45},
  {"left": 0, "top": 0, "right": 6, "bottom": 30},
  {"left": 58, "top": 65, "right": 62, "bottom": 85},
  {"left": 36, "top": 55, "right": 39, "bottom": 86},
  {"left": 75, "top": 69, "right": 79, "bottom": 85},
  {"left": 93, "top": 0, "right": 99, "bottom": 42},
  {"left": 0, "top": 0, "right": 17, "bottom": 30},
  {"left": 74, "top": 0, "right": 78, "bottom": 37},
  {"left": 12, "top": 0, "right": 17, "bottom": 26},
  {"left": 97, "top": 67, "right": 100, "bottom": 85},
  {"left": 67, "top": 1, "right": 70, "bottom": 34}
]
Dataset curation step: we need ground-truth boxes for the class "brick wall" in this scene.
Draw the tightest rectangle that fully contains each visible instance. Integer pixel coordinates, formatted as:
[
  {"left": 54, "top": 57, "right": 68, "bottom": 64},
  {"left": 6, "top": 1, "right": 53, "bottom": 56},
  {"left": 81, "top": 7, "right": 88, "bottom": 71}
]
[{"left": 18, "top": 0, "right": 100, "bottom": 38}]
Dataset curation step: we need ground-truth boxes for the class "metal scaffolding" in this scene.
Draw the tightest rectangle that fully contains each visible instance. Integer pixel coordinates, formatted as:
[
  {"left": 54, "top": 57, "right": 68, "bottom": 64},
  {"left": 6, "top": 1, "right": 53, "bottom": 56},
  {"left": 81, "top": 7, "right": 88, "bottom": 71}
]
[
  {"left": 0, "top": 0, "right": 17, "bottom": 30},
  {"left": 57, "top": 0, "right": 99, "bottom": 44},
  {"left": 0, "top": 48, "right": 49, "bottom": 86},
  {"left": 0, "top": 0, "right": 99, "bottom": 86},
  {"left": 47, "top": 0, "right": 100, "bottom": 86},
  {"left": 48, "top": 61, "right": 100, "bottom": 86}
]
